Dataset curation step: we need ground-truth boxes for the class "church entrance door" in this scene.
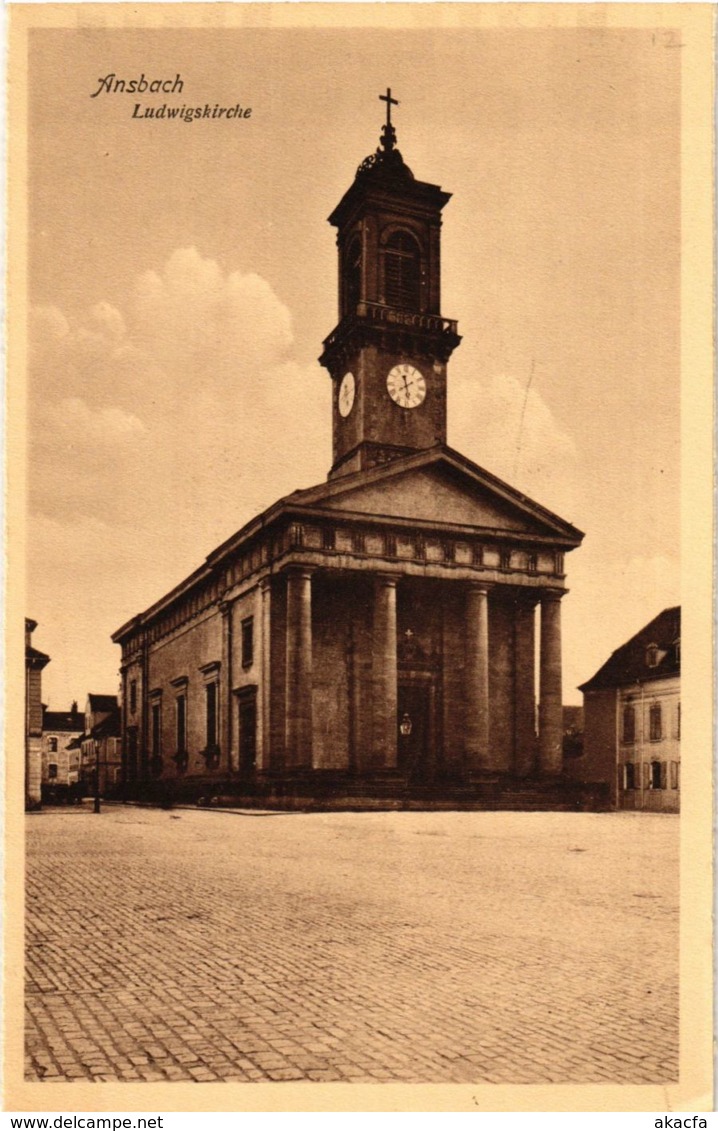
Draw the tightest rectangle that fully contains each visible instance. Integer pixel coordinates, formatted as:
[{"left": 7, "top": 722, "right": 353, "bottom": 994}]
[{"left": 397, "top": 677, "right": 435, "bottom": 783}]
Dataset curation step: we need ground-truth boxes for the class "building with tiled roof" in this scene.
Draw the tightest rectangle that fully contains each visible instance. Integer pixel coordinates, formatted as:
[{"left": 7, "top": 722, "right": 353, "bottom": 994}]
[
  {"left": 79, "top": 695, "right": 122, "bottom": 796},
  {"left": 569, "top": 607, "right": 680, "bottom": 811},
  {"left": 41, "top": 701, "right": 84, "bottom": 792}
]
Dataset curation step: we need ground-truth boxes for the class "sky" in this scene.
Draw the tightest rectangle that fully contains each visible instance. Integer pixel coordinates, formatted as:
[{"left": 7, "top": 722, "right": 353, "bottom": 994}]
[{"left": 25, "top": 23, "right": 680, "bottom": 707}]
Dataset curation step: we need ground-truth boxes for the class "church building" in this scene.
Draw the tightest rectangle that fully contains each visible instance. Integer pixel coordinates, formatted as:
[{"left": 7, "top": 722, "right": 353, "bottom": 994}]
[{"left": 113, "top": 96, "right": 587, "bottom": 808}]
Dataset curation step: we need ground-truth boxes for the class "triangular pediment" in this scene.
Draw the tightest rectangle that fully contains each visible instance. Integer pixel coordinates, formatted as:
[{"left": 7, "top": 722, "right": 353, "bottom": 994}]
[{"left": 286, "top": 447, "right": 583, "bottom": 543}]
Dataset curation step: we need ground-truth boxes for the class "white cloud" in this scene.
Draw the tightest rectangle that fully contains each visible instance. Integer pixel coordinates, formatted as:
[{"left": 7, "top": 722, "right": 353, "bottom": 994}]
[
  {"left": 449, "top": 369, "right": 580, "bottom": 522},
  {"left": 27, "top": 246, "right": 327, "bottom": 606},
  {"left": 132, "top": 247, "right": 294, "bottom": 381}
]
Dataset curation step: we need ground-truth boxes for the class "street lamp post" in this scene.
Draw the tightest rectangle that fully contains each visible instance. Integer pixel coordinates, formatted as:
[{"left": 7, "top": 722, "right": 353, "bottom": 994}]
[{"left": 94, "top": 739, "right": 101, "bottom": 814}]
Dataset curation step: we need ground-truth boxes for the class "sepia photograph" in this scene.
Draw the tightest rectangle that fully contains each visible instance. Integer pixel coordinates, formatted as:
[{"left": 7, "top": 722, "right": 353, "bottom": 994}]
[{"left": 6, "top": 2, "right": 714, "bottom": 1114}]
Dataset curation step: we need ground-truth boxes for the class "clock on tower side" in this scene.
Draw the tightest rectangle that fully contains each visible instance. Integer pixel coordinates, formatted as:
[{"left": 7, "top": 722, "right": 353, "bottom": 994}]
[{"left": 319, "top": 106, "right": 461, "bottom": 479}]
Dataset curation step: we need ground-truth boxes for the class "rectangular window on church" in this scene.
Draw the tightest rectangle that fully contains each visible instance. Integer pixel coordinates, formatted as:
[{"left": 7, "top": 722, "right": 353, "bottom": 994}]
[
  {"left": 151, "top": 703, "right": 162, "bottom": 756},
  {"left": 130, "top": 680, "right": 137, "bottom": 714},
  {"left": 176, "top": 694, "right": 187, "bottom": 754},
  {"left": 322, "top": 528, "right": 335, "bottom": 550},
  {"left": 242, "top": 617, "right": 254, "bottom": 668},
  {"left": 206, "top": 682, "right": 218, "bottom": 749}
]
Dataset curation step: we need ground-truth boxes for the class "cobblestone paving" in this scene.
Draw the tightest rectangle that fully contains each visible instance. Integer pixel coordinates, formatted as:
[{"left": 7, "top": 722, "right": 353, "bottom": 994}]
[{"left": 25, "top": 806, "right": 678, "bottom": 1084}]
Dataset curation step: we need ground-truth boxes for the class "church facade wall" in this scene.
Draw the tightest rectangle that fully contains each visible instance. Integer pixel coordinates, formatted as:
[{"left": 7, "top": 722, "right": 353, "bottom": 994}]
[{"left": 115, "top": 552, "right": 575, "bottom": 801}]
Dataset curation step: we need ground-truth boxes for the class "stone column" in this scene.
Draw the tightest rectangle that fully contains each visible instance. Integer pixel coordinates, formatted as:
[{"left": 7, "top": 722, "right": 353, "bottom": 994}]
[
  {"left": 220, "top": 600, "right": 234, "bottom": 773},
  {"left": 539, "top": 591, "right": 564, "bottom": 774},
  {"left": 514, "top": 597, "right": 537, "bottom": 777},
  {"left": 373, "top": 575, "right": 398, "bottom": 769},
  {"left": 285, "top": 567, "right": 314, "bottom": 769},
  {"left": 465, "top": 584, "right": 490, "bottom": 775},
  {"left": 258, "top": 577, "right": 272, "bottom": 771}
]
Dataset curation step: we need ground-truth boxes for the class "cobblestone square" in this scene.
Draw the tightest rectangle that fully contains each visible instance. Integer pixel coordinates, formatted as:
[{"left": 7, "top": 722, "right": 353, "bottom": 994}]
[{"left": 25, "top": 806, "right": 678, "bottom": 1084}]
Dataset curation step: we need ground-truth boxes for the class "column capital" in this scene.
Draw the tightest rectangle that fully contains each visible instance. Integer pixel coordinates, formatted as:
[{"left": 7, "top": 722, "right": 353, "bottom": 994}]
[
  {"left": 374, "top": 572, "right": 400, "bottom": 588},
  {"left": 540, "top": 588, "right": 568, "bottom": 604},
  {"left": 283, "top": 564, "right": 317, "bottom": 581},
  {"left": 219, "top": 598, "right": 234, "bottom": 619},
  {"left": 259, "top": 575, "right": 273, "bottom": 593},
  {"left": 466, "top": 581, "right": 492, "bottom": 595}
]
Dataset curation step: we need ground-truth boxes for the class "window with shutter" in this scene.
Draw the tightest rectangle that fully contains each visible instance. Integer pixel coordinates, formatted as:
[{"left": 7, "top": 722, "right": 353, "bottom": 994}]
[
  {"left": 622, "top": 704, "right": 636, "bottom": 743},
  {"left": 670, "top": 761, "right": 678, "bottom": 789},
  {"left": 649, "top": 702, "right": 662, "bottom": 741},
  {"left": 383, "top": 231, "right": 421, "bottom": 309},
  {"left": 660, "top": 761, "right": 668, "bottom": 789}
]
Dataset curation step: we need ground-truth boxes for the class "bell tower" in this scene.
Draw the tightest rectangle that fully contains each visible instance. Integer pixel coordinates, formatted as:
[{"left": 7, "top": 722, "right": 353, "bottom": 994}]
[{"left": 320, "top": 90, "right": 461, "bottom": 479}]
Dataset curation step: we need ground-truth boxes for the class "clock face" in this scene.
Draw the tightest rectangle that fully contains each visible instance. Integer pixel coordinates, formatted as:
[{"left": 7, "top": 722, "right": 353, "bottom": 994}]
[
  {"left": 387, "top": 363, "right": 426, "bottom": 409},
  {"left": 338, "top": 371, "right": 356, "bottom": 418}
]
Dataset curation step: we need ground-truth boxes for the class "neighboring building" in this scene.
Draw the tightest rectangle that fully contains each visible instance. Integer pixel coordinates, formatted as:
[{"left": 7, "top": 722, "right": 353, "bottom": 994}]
[
  {"left": 25, "top": 619, "right": 50, "bottom": 810},
  {"left": 573, "top": 607, "right": 680, "bottom": 812},
  {"left": 112, "top": 100, "right": 586, "bottom": 809},
  {"left": 76, "top": 695, "right": 122, "bottom": 795},
  {"left": 41, "top": 702, "right": 84, "bottom": 793}
]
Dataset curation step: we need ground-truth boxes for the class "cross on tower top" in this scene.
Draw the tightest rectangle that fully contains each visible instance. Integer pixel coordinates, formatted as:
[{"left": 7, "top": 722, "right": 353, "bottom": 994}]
[{"left": 379, "top": 87, "right": 399, "bottom": 128}]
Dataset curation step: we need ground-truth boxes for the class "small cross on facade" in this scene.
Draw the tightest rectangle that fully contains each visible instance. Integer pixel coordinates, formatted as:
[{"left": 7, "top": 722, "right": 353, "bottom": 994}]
[
  {"left": 404, "top": 628, "right": 414, "bottom": 641},
  {"left": 379, "top": 87, "right": 399, "bottom": 128}
]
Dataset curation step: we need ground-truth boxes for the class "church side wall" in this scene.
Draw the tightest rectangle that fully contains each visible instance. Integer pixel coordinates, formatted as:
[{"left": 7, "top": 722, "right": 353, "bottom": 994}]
[
  {"left": 147, "top": 611, "right": 223, "bottom": 778},
  {"left": 228, "top": 586, "right": 263, "bottom": 769}
]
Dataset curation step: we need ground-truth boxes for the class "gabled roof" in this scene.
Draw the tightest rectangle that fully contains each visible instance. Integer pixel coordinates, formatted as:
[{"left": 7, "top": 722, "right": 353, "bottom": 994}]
[
  {"left": 283, "top": 445, "right": 584, "bottom": 543},
  {"left": 43, "top": 709, "right": 84, "bottom": 733},
  {"left": 579, "top": 606, "right": 681, "bottom": 693},
  {"left": 88, "top": 694, "right": 119, "bottom": 713}
]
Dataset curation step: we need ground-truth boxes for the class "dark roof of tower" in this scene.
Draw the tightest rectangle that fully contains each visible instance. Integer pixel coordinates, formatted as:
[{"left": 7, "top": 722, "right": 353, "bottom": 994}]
[
  {"left": 328, "top": 118, "right": 451, "bottom": 229},
  {"left": 579, "top": 606, "right": 681, "bottom": 692},
  {"left": 356, "top": 120, "right": 415, "bottom": 183}
]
